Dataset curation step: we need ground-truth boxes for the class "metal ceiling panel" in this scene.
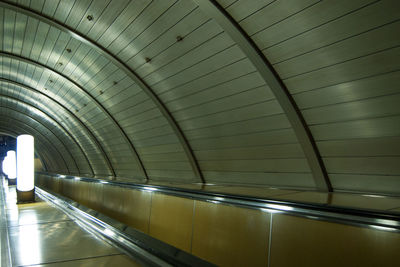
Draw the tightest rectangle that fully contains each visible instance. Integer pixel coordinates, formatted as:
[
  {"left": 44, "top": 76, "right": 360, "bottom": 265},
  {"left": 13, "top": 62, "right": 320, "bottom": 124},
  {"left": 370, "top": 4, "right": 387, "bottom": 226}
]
[
  {"left": 260, "top": 0, "right": 398, "bottom": 64},
  {"left": 0, "top": 9, "right": 148, "bottom": 179},
  {"left": 218, "top": 0, "right": 400, "bottom": 194},
  {"left": 0, "top": 2, "right": 200, "bottom": 182},
  {"left": 1, "top": 0, "right": 398, "bottom": 194}
]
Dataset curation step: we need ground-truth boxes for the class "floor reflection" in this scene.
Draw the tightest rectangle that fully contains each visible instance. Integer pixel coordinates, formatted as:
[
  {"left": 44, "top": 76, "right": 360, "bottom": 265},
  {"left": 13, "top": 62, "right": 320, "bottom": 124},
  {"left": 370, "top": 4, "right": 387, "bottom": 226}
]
[
  {"left": 17, "top": 212, "right": 42, "bottom": 265},
  {"left": 1, "top": 178, "right": 141, "bottom": 266}
]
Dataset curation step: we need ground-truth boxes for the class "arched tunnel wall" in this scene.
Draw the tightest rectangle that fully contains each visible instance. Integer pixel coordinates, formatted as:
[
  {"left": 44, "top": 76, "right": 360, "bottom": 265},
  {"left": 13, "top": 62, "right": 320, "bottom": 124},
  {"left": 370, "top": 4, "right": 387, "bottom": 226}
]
[
  {"left": 1, "top": 0, "right": 399, "bottom": 195},
  {"left": 1, "top": 1, "right": 400, "bottom": 266}
]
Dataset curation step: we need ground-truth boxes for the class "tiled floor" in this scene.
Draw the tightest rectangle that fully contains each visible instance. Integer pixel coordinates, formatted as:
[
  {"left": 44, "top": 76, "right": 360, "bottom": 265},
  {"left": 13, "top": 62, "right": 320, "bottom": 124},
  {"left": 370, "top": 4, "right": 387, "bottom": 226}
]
[{"left": 0, "top": 178, "right": 141, "bottom": 267}]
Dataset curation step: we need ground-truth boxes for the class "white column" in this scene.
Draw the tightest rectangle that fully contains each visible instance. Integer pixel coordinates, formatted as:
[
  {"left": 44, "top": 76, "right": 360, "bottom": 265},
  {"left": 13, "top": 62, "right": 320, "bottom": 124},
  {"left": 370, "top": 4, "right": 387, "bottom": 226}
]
[{"left": 17, "top": 135, "right": 34, "bottom": 192}]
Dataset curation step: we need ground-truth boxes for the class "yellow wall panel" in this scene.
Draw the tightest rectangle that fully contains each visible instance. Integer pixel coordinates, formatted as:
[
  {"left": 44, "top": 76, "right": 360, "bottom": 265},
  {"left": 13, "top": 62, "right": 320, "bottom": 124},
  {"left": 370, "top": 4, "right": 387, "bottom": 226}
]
[
  {"left": 75, "top": 181, "right": 90, "bottom": 207},
  {"left": 270, "top": 214, "right": 400, "bottom": 267},
  {"left": 39, "top": 176, "right": 47, "bottom": 189},
  {"left": 102, "top": 185, "right": 124, "bottom": 219},
  {"left": 149, "top": 193, "right": 194, "bottom": 252},
  {"left": 86, "top": 183, "right": 104, "bottom": 211},
  {"left": 69, "top": 180, "right": 78, "bottom": 201},
  {"left": 60, "top": 179, "right": 72, "bottom": 199},
  {"left": 192, "top": 201, "right": 270, "bottom": 267},
  {"left": 52, "top": 178, "right": 58, "bottom": 193},
  {"left": 119, "top": 188, "right": 152, "bottom": 234}
]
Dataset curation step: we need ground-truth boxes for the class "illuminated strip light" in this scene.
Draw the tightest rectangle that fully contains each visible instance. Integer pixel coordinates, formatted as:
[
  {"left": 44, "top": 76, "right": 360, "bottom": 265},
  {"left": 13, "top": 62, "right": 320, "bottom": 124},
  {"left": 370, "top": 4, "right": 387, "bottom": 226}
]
[
  {"left": 17, "top": 135, "right": 34, "bottom": 192},
  {"left": 266, "top": 204, "right": 294, "bottom": 211},
  {"left": 143, "top": 186, "right": 158, "bottom": 191},
  {"left": 370, "top": 225, "right": 398, "bottom": 232}
]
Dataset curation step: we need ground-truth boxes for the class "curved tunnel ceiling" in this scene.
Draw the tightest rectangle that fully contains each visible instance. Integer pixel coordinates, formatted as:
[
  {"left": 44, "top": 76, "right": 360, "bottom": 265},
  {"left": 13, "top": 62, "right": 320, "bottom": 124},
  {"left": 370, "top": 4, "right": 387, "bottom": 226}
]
[
  {"left": 0, "top": 127, "right": 52, "bottom": 171},
  {"left": 0, "top": 115, "right": 67, "bottom": 172},
  {"left": 0, "top": 77, "right": 116, "bottom": 175},
  {"left": 0, "top": 101, "right": 84, "bottom": 172},
  {"left": 0, "top": 0, "right": 399, "bottom": 195}
]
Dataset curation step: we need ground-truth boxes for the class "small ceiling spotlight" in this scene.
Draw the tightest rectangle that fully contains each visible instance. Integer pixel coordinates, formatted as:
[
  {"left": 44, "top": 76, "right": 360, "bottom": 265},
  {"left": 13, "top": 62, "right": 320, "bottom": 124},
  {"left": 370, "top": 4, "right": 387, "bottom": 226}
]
[
  {"left": 86, "top": 15, "right": 94, "bottom": 21},
  {"left": 66, "top": 48, "right": 72, "bottom": 53},
  {"left": 176, "top": 35, "right": 183, "bottom": 42}
]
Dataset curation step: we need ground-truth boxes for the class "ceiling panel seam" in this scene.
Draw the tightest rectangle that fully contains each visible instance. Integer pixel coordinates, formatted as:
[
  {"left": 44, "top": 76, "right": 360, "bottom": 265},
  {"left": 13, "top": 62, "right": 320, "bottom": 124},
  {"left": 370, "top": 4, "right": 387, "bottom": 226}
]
[
  {"left": 0, "top": 115, "right": 70, "bottom": 172},
  {"left": 0, "top": 1, "right": 204, "bottom": 183},
  {"left": 193, "top": 0, "right": 332, "bottom": 191},
  {"left": 0, "top": 95, "right": 92, "bottom": 175},
  {"left": 0, "top": 77, "right": 117, "bottom": 179}
]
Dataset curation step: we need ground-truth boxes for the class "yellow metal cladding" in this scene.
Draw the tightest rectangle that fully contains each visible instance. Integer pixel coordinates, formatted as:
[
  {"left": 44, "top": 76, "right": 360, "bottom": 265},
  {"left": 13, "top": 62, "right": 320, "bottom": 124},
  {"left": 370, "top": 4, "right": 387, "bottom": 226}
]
[
  {"left": 87, "top": 183, "right": 104, "bottom": 212},
  {"left": 102, "top": 185, "right": 125, "bottom": 220},
  {"left": 192, "top": 200, "right": 270, "bottom": 267},
  {"left": 75, "top": 182, "right": 91, "bottom": 208},
  {"left": 149, "top": 193, "right": 195, "bottom": 252},
  {"left": 270, "top": 214, "right": 400, "bottom": 267},
  {"left": 118, "top": 188, "right": 152, "bottom": 234}
]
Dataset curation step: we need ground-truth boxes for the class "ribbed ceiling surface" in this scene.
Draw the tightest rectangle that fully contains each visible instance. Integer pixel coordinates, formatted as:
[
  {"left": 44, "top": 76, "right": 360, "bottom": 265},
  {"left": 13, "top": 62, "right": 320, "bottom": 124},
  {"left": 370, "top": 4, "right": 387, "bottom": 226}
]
[{"left": 0, "top": 0, "right": 399, "bottom": 195}]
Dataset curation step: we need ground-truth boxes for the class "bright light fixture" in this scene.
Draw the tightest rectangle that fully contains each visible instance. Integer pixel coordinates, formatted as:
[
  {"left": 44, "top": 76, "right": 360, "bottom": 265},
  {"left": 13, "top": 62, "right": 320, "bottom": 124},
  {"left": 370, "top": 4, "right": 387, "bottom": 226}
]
[
  {"left": 7, "top": 150, "right": 16, "bottom": 179},
  {"left": 17, "top": 135, "right": 34, "bottom": 192},
  {"left": 2, "top": 155, "right": 9, "bottom": 176}
]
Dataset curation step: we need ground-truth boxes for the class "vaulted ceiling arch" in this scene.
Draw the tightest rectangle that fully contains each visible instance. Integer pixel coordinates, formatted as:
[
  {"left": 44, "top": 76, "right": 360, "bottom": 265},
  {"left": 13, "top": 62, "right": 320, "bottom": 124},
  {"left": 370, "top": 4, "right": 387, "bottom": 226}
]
[
  {"left": 0, "top": 51, "right": 146, "bottom": 179},
  {"left": 0, "top": 98, "right": 92, "bottom": 175},
  {"left": 0, "top": 78, "right": 117, "bottom": 177},
  {"left": 0, "top": 0, "right": 398, "bottom": 194},
  {"left": 0, "top": 116, "right": 70, "bottom": 173},
  {"left": 0, "top": 127, "right": 51, "bottom": 171},
  {"left": 0, "top": 1, "right": 203, "bottom": 182}
]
